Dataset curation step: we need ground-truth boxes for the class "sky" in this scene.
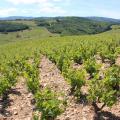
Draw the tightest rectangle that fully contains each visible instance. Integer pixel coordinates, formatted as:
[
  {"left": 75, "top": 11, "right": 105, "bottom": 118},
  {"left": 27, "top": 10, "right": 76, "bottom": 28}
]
[{"left": 0, "top": 0, "right": 120, "bottom": 19}]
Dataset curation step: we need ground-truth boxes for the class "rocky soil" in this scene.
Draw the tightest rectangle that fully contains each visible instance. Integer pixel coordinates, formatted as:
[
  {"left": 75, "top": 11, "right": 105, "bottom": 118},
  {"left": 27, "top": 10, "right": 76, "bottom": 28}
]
[
  {"left": 39, "top": 56, "right": 96, "bottom": 120},
  {"left": 0, "top": 77, "right": 34, "bottom": 120},
  {"left": 0, "top": 55, "right": 120, "bottom": 120}
]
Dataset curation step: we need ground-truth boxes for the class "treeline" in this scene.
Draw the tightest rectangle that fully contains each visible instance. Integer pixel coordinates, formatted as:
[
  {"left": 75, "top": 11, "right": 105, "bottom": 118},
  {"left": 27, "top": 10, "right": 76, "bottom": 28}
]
[
  {"left": 0, "top": 21, "right": 29, "bottom": 32},
  {"left": 36, "top": 17, "right": 112, "bottom": 36}
]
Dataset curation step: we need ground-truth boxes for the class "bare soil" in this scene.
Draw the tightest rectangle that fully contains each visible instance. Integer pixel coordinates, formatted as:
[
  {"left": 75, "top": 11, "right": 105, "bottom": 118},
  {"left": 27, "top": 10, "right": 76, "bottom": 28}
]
[
  {"left": 39, "top": 56, "right": 96, "bottom": 120},
  {"left": 0, "top": 55, "right": 119, "bottom": 120},
  {"left": 0, "top": 77, "right": 34, "bottom": 120},
  {"left": 116, "top": 55, "right": 120, "bottom": 66},
  {"left": 96, "top": 100, "right": 120, "bottom": 120},
  {"left": 72, "top": 55, "right": 120, "bottom": 120}
]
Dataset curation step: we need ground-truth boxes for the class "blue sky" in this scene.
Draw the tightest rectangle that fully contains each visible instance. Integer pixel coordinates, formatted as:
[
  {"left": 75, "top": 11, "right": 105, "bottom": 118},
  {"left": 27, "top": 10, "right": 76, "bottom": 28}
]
[{"left": 0, "top": 0, "right": 120, "bottom": 19}]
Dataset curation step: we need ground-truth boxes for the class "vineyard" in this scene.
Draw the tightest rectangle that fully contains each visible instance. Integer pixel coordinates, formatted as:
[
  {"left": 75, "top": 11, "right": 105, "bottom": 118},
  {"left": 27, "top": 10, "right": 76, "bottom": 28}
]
[{"left": 0, "top": 25, "right": 120, "bottom": 120}]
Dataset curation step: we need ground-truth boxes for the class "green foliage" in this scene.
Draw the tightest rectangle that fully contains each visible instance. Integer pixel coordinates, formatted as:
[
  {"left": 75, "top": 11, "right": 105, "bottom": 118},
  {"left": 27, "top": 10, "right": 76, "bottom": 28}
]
[
  {"left": 57, "top": 55, "right": 71, "bottom": 74},
  {"left": 0, "top": 76, "right": 10, "bottom": 96},
  {"left": 0, "top": 62, "right": 18, "bottom": 97},
  {"left": 33, "top": 114, "right": 39, "bottom": 120},
  {"left": 87, "top": 66, "right": 120, "bottom": 110},
  {"left": 0, "top": 51, "right": 41, "bottom": 97},
  {"left": 26, "top": 76, "right": 39, "bottom": 94},
  {"left": 36, "top": 17, "right": 112, "bottom": 36},
  {"left": 0, "top": 21, "right": 120, "bottom": 113},
  {"left": 35, "top": 88, "right": 65, "bottom": 120},
  {"left": 104, "top": 65, "right": 120, "bottom": 93},
  {"left": 73, "top": 51, "right": 83, "bottom": 64},
  {"left": 0, "top": 20, "right": 58, "bottom": 45},
  {"left": 68, "top": 70, "right": 85, "bottom": 98},
  {"left": 84, "top": 58, "right": 100, "bottom": 77},
  {"left": 0, "top": 21, "right": 29, "bottom": 32},
  {"left": 23, "top": 52, "right": 40, "bottom": 94}
]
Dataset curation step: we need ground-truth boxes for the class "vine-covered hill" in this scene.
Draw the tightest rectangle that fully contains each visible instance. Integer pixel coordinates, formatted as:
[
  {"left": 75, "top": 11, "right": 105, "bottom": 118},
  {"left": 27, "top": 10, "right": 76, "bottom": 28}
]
[
  {"left": 35, "top": 17, "right": 113, "bottom": 36},
  {"left": 0, "top": 20, "right": 120, "bottom": 119}
]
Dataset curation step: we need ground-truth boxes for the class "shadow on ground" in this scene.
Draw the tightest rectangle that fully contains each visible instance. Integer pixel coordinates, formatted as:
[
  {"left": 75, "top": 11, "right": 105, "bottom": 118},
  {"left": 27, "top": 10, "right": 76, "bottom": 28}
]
[
  {"left": 94, "top": 110, "right": 120, "bottom": 120},
  {"left": 0, "top": 89, "right": 21, "bottom": 117}
]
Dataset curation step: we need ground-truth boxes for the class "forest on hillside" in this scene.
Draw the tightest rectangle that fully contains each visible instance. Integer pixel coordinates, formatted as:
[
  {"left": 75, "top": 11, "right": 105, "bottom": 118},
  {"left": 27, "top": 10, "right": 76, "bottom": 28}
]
[
  {"left": 0, "top": 21, "right": 29, "bottom": 33},
  {"left": 36, "top": 17, "right": 113, "bottom": 36}
]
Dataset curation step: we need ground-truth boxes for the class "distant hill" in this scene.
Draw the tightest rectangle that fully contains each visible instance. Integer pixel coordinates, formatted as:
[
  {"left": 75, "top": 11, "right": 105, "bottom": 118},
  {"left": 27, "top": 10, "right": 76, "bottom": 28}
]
[
  {"left": 0, "top": 16, "right": 119, "bottom": 36},
  {"left": 35, "top": 17, "right": 113, "bottom": 36},
  {"left": 0, "top": 16, "right": 34, "bottom": 20},
  {"left": 86, "top": 17, "right": 120, "bottom": 23},
  {"left": 1, "top": 16, "right": 120, "bottom": 22}
]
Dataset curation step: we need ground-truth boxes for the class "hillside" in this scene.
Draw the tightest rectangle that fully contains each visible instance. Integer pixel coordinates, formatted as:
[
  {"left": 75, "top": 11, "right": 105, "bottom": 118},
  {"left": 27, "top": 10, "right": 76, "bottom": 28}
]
[
  {"left": 0, "top": 16, "right": 34, "bottom": 20},
  {"left": 0, "top": 16, "right": 119, "bottom": 37},
  {"left": 0, "top": 18, "right": 119, "bottom": 45},
  {"left": 35, "top": 17, "right": 112, "bottom": 36},
  {"left": 0, "top": 20, "right": 59, "bottom": 45},
  {"left": 0, "top": 21, "right": 29, "bottom": 32},
  {"left": 0, "top": 0, "right": 120, "bottom": 119},
  {"left": 0, "top": 24, "right": 120, "bottom": 119}
]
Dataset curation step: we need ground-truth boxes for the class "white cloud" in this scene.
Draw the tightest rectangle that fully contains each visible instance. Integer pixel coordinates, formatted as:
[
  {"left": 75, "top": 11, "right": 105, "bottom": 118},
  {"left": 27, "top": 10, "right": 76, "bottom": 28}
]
[
  {"left": 39, "top": 6, "right": 66, "bottom": 14},
  {"left": 7, "top": 0, "right": 67, "bottom": 5},
  {"left": 6, "top": 0, "right": 70, "bottom": 16},
  {"left": 0, "top": 8, "right": 17, "bottom": 17},
  {"left": 6, "top": 0, "right": 67, "bottom": 15},
  {"left": 7, "top": 0, "right": 71, "bottom": 5},
  {"left": 36, "top": 0, "right": 67, "bottom": 14},
  {"left": 7, "top": 0, "right": 48, "bottom": 5}
]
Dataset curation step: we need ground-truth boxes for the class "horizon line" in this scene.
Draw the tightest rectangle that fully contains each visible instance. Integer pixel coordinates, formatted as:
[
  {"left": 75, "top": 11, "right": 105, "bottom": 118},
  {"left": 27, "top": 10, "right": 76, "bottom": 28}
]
[{"left": 0, "top": 16, "right": 120, "bottom": 20}]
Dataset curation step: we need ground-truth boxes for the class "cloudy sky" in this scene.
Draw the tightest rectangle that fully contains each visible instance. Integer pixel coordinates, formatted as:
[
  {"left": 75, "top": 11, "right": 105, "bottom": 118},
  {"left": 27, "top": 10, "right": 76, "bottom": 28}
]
[{"left": 0, "top": 0, "right": 120, "bottom": 18}]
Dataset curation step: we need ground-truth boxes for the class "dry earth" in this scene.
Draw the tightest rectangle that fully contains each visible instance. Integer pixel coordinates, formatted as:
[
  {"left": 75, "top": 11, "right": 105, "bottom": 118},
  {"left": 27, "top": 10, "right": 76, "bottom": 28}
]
[
  {"left": 39, "top": 56, "right": 95, "bottom": 120},
  {"left": 0, "top": 77, "right": 34, "bottom": 120},
  {"left": 0, "top": 55, "right": 120, "bottom": 120}
]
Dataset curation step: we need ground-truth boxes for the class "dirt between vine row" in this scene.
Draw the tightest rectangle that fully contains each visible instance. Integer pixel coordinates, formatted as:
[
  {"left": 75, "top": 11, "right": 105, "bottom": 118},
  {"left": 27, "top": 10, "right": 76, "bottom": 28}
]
[
  {"left": 0, "top": 55, "right": 119, "bottom": 120},
  {"left": 116, "top": 55, "right": 120, "bottom": 66},
  {"left": 39, "top": 55, "right": 120, "bottom": 120},
  {"left": 0, "top": 77, "right": 34, "bottom": 120},
  {"left": 39, "top": 56, "right": 96, "bottom": 120},
  {"left": 72, "top": 55, "right": 120, "bottom": 120}
]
